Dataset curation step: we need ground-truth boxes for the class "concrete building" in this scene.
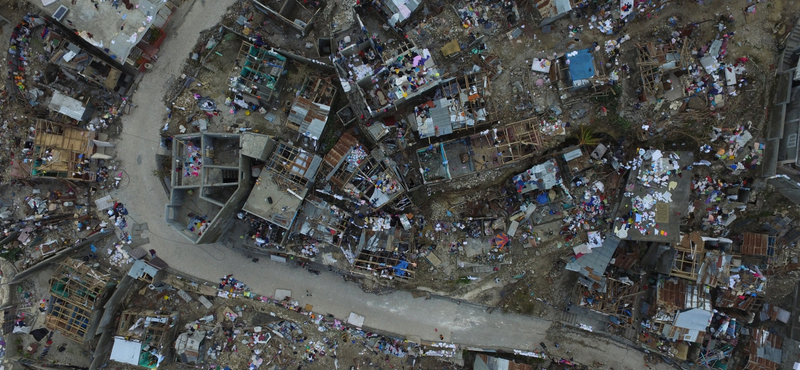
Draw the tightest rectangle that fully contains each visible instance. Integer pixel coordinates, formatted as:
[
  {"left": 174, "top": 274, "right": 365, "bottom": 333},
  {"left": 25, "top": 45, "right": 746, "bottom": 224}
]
[
  {"left": 762, "top": 18, "right": 800, "bottom": 204},
  {"left": 612, "top": 151, "right": 693, "bottom": 244},
  {"left": 32, "top": 0, "right": 177, "bottom": 73},
  {"left": 165, "top": 132, "right": 273, "bottom": 244},
  {"left": 242, "top": 141, "right": 322, "bottom": 243}
]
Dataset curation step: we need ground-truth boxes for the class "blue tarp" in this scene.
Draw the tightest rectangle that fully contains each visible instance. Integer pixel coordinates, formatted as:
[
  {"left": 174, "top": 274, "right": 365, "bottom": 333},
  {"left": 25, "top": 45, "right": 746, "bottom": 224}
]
[
  {"left": 514, "top": 177, "right": 525, "bottom": 192},
  {"left": 536, "top": 193, "right": 549, "bottom": 204},
  {"left": 567, "top": 49, "right": 595, "bottom": 82},
  {"left": 393, "top": 261, "right": 409, "bottom": 276}
]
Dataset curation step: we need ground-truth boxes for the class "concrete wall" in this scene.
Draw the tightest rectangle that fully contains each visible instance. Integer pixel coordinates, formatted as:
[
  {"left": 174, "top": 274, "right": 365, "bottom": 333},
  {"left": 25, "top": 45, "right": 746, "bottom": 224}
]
[
  {"left": 88, "top": 274, "right": 141, "bottom": 370},
  {"left": 196, "top": 156, "right": 253, "bottom": 244},
  {"left": 43, "top": 16, "right": 140, "bottom": 78},
  {"left": 252, "top": 0, "right": 316, "bottom": 35},
  {"left": 166, "top": 133, "right": 257, "bottom": 244},
  {"left": 9, "top": 232, "right": 112, "bottom": 284},
  {"left": 164, "top": 188, "right": 198, "bottom": 243},
  {"left": 222, "top": 25, "right": 334, "bottom": 72}
]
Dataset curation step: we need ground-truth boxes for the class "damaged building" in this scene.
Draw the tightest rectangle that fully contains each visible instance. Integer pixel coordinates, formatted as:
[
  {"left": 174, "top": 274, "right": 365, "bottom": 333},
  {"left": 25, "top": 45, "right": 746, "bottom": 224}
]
[
  {"left": 110, "top": 309, "right": 180, "bottom": 368},
  {"left": 342, "top": 150, "right": 409, "bottom": 211},
  {"left": 231, "top": 41, "right": 288, "bottom": 109},
  {"left": 286, "top": 74, "right": 337, "bottom": 146},
  {"left": 49, "top": 39, "right": 135, "bottom": 94},
  {"left": 242, "top": 140, "right": 321, "bottom": 244},
  {"left": 27, "top": 119, "right": 115, "bottom": 182},
  {"left": 409, "top": 72, "right": 496, "bottom": 140},
  {"left": 333, "top": 14, "right": 443, "bottom": 122},
  {"left": 635, "top": 41, "right": 691, "bottom": 101},
  {"left": 166, "top": 132, "right": 286, "bottom": 244},
  {"left": 252, "top": 0, "right": 322, "bottom": 36},
  {"left": 34, "top": 0, "right": 176, "bottom": 73},
  {"left": 46, "top": 258, "right": 112, "bottom": 344}
]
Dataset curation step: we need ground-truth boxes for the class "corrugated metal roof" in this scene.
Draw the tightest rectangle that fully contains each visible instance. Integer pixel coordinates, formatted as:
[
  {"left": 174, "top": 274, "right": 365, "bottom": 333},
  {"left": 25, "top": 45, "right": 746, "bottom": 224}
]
[
  {"left": 565, "top": 235, "right": 620, "bottom": 282},
  {"left": 674, "top": 308, "right": 712, "bottom": 332},
  {"left": 741, "top": 232, "right": 770, "bottom": 256},
  {"left": 746, "top": 329, "right": 782, "bottom": 370},
  {"left": 306, "top": 155, "right": 322, "bottom": 181},
  {"left": 430, "top": 99, "right": 452, "bottom": 135},
  {"left": 554, "top": 0, "right": 572, "bottom": 14},
  {"left": 127, "top": 259, "right": 164, "bottom": 280},
  {"left": 288, "top": 96, "right": 331, "bottom": 140},
  {"left": 110, "top": 337, "right": 141, "bottom": 365},
  {"left": 147, "top": 257, "right": 168, "bottom": 270},
  {"left": 564, "top": 147, "right": 583, "bottom": 161},
  {"left": 324, "top": 132, "right": 360, "bottom": 168},
  {"left": 49, "top": 91, "right": 87, "bottom": 121}
]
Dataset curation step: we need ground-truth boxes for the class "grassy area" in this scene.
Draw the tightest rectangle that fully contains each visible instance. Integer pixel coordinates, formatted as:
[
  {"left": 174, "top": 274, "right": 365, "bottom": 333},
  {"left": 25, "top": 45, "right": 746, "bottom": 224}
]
[
  {"left": 593, "top": 85, "right": 631, "bottom": 131},
  {"left": 503, "top": 284, "right": 538, "bottom": 315},
  {"left": 0, "top": 247, "right": 22, "bottom": 263}
]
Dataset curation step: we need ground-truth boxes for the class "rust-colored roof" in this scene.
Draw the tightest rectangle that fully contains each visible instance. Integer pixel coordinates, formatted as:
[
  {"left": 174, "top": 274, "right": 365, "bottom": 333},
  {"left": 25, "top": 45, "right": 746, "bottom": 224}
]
[
  {"left": 716, "top": 290, "right": 757, "bottom": 311},
  {"left": 322, "top": 132, "right": 367, "bottom": 189},
  {"left": 678, "top": 231, "right": 704, "bottom": 252},
  {"left": 742, "top": 232, "right": 770, "bottom": 256},
  {"left": 658, "top": 278, "right": 686, "bottom": 311},
  {"left": 745, "top": 329, "right": 782, "bottom": 370},
  {"left": 323, "top": 132, "right": 359, "bottom": 169},
  {"left": 146, "top": 257, "right": 169, "bottom": 270},
  {"left": 612, "top": 250, "right": 639, "bottom": 270}
]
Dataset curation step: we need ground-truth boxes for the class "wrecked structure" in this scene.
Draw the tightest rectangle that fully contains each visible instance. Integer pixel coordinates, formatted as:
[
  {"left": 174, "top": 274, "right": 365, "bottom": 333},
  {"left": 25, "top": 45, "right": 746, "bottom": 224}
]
[
  {"left": 410, "top": 72, "right": 496, "bottom": 139},
  {"left": 231, "top": 41, "right": 288, "bottom": 109},
  {"left": 49, "top": 39, "right": 135, "bottom": 94},
  {"left": 29, "top": 119, "right": 114, "bottom": 181},
  {"left": 242, "top": 140, "right": 321, "bottom": 244},
  {"left": 110, "top": 310, "right": 180, "bottom": 368},
  {"left": 286, "top": 74, "right": 337, "bottom": 145},
  {"left": 333, "top": 14, "right": 443, "bottom": 121},
  {"left": 252, "top": 0, "right": 322, "bottom": 35},
  {"left": 635, "top": 41, "right": 691, "bottom": 100},
  {"left": 33, "top": 0, "right": 176, "bottom": 72},
  {"left": 46, "top": 258, "right": 111, "bottom": 344}
]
